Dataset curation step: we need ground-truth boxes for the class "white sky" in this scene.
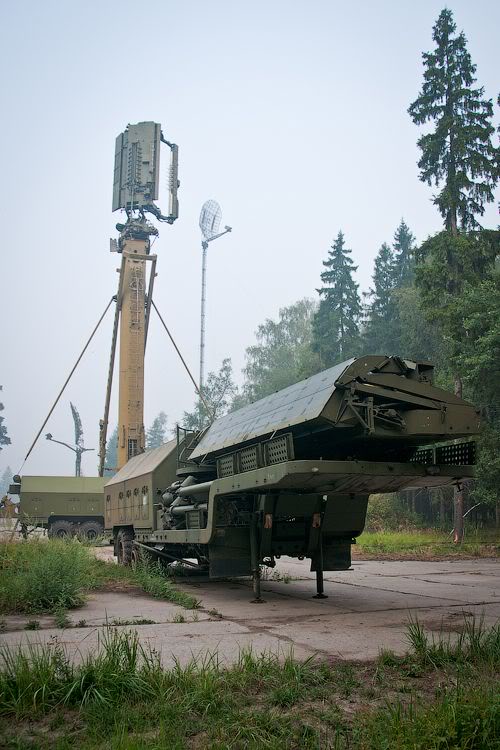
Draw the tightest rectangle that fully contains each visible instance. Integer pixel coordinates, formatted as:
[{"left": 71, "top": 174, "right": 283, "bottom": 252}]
[{"left": 1, "top": 0, "right": 498, "bottom": 478}]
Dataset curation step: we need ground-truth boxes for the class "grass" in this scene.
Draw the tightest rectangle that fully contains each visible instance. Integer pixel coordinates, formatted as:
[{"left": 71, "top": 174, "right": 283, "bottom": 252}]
[
  {"left": 0, "top": 618, "right": 498, "bottom": 748},
  {"left": 132, "top": 559, "right": 200, "bottom": 610},
  {"left": 355, "top": 528, "right": 499, "bottom": 558},
  {"left": 0, "top": 539, "right": 200, "bottom": 615},
  {"left": 0, "top": 539, "right": 96, "bottom": 613}
]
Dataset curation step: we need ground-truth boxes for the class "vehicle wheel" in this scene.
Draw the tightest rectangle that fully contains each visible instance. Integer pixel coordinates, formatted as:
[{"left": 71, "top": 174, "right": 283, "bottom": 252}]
[
  {"left": 78, "top": 521, "right": 103, "bottom": 542},
  {"left": 116, "top": 528, "right": 134, "bottom": 566},
  {"left": 48, "top": 520, "right": 74, "bottom": 539}
]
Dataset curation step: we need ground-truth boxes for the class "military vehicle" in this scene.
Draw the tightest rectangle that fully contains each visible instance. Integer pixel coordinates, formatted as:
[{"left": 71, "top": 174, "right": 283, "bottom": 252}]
[
  {"left": 14, "top": 475, "right": 105, "bottom": 538},
  {"left": 105, "top": 355, "right": 479, "bottom": 599}
]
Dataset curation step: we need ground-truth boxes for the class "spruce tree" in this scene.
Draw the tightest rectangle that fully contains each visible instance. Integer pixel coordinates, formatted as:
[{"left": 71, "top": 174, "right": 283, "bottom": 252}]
[
  {"left": 393, "top": 219, "right": 416, "bottom": 286},
  {"left": 364, "top": 243, "right": 398, "bottom": 353},
  {"left": 408, "top": 8, "right": 498, "bottom": 232},
  {"left": 312, "top": 231, "right": 362, "bottom": 366}
]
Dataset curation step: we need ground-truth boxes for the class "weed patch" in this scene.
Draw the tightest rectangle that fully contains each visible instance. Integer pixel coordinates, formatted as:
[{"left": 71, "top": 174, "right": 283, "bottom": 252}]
[{"left": 132, "top": 559, "right": 200, "bottom": 610}]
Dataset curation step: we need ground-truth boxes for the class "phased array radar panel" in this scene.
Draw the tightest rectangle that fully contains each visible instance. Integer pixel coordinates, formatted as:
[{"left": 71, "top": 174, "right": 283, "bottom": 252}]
[{"left": 113, "top": 121, "right": 161, "bottom": 213}]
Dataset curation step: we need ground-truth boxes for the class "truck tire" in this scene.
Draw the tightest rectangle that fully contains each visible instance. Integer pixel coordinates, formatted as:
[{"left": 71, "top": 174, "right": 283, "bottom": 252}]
[
  {"left": 78, "top": 521, "right": 103, "bottom": 542},
  {"left": 116, "top": 528, "right": 134, "bottom": 566},
  {"left": 48, "top": 520, "right": 74, "bottom": 539}
]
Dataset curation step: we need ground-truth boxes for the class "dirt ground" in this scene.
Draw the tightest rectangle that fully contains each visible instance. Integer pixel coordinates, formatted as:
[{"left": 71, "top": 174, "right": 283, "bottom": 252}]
[{"left": 1, "top": 549, "right": 498, "bottom": 666}]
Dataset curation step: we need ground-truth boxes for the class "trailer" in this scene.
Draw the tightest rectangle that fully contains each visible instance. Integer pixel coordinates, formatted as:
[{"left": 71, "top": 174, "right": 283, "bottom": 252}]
[{"left": 105, "top": 355, "right": 480, "bottom": 599}]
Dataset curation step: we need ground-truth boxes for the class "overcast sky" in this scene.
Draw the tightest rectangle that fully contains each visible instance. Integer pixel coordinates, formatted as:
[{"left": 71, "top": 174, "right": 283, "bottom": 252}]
[{"left": 1, "top": 0, "right": 498, "bottom": 478}]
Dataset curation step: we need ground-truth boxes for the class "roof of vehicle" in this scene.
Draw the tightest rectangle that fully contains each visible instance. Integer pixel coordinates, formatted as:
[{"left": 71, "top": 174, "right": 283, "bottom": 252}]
[{"left": 105, "top": 439, "right": 177, "bottom": 487}]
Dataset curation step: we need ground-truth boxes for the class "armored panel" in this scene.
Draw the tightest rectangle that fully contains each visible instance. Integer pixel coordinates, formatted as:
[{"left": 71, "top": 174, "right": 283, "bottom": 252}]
[
  {"left": 263, "top": 434, "right": 294, "bottom": 465},
  {"left": 191, "top": 359, "right": 354, "bottom": 458},
  {"left": 239, "top": 444, "right": 261, "bottom": 472},
  {"left": 112, "top": 122, "right": 161, "bottom": 212},
  {"left": 411, "top": 441, "right": 476, "bottom": 466}
]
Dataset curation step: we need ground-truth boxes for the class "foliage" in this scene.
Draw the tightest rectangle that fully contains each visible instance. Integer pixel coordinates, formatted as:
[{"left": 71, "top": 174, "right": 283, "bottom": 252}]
[
  {"left": 416, "top": 236, "right": 500, "bottom": 507},
  {"left": 146, "top": 411, "right": 168, "bottom": 449},
  {"left": 104, "top": 424, "right": 118, "bottom": 475},
  {"left": 237, "top": 299, "right": 320, "bottom": 405},
  {"left": 473, "top": 426, "right": 500, "bottom": 508},
  {"left": 365, "top": 494, "right": 421, "bottom": 532},
  {"left": 392, "top": 285, "right": 450, "bottom": 378},
  {"left": 408, "top": 8, "right": 498, "bottom": 231},
  {"left": 182, "top": 358, "right": 238, "bottom": 430},
  {"left": 312, "top": 231, "right": 362, "bottom": 366},
  {"left": 453, "top": 270, "right": 500, "bottom": 407},
  {"left": 0, "top": 387, "right": 10, "bottom": 453},
  {"left": 0, "top": 539, "right": 96, "bottom": 613}
]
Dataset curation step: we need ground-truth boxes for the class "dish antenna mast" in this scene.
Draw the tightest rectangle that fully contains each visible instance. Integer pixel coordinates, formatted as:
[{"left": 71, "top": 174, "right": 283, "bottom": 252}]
[
  {"left": 198, "top": 200, "right": 232, "bottom": 393},
  {"left": 98, "top": 122, "right": 179, "bottom": 475}
]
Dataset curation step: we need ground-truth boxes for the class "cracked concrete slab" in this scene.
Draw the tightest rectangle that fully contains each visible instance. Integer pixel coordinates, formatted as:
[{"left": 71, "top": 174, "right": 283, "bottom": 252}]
[{"left": 1, "top": 555, "right": 498, "bottom": 666}]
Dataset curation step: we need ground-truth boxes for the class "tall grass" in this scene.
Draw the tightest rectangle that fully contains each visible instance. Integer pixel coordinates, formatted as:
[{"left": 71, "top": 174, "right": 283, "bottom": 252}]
[
  {"left": 355, "top": 683, "right": 500, "bottom": 750},
  {"left": 132, "top": 559, "right": 200, "bottom": 610},
  {"left": 406, "top": 615, "right": 500, "bottom": 669},
  {"left": 1, "top": 620, "right": 499, "bottom": 748},
  {"left": 0, "top": 541, "right": 201, "bottom": 615},
  {"left": 0, "top": 539, "right": 96, "bottom": 613}
]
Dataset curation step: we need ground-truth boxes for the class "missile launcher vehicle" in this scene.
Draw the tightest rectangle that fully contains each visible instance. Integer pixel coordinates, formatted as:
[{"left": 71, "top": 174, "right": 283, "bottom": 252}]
[{"left": 105, "top": 355, "right": 479, "bottom": 599}]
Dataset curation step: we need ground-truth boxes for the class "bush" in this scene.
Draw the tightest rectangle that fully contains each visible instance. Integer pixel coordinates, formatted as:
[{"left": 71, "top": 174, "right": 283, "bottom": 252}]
[{"left": 0, "top": 539, "right": 96, "bottom": 613}]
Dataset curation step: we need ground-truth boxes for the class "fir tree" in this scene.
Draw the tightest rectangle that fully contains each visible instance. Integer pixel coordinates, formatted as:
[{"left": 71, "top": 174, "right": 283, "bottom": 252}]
[
  {"left": 364, "top": 243, "right": 398, "bottom": 353},
  {"left": 0, "top": 386, "right": 10, "bottom": 452},
  {"left": 408, "top": 8, "right": 498, "bottom": 232},
  {"left": 393, "top": 219, "right": 416, "bottom": 286},
  {"left": 146, "top": 411, "right": 168, "bottom": 449},
  {"left": 312, "top": 231, "right": 362, "bottom": 366}
]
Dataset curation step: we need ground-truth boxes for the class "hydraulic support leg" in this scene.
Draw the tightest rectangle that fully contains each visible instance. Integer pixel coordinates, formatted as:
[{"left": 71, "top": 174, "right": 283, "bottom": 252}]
[
  {"left": 313, "top": 533, "right": 328, "bottom": 599},
  {"left": 250, "top": 511, "right": 264, "bottom": 603}
]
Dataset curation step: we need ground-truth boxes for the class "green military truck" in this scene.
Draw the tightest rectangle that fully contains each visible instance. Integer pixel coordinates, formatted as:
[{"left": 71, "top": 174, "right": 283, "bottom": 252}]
[{"left": 14, "top": 475, "right": 105, "bottom": 539}]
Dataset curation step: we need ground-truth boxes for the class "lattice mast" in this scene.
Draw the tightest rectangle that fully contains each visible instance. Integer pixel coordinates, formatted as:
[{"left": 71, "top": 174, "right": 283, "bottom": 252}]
[{"left": 98, "top": 122, "right": 179, "bottom": 474}]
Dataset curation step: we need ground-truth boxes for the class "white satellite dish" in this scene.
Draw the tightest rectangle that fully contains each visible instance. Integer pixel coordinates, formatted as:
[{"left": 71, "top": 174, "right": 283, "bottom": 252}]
[{"left": 199, "top": 199, "right": 222, "bottom": 240}]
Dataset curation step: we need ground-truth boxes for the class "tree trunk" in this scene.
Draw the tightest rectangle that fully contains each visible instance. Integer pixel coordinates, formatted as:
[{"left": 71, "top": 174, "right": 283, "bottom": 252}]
[{"left": 453, "top": 483, "right": 464, "bottom": 544}]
